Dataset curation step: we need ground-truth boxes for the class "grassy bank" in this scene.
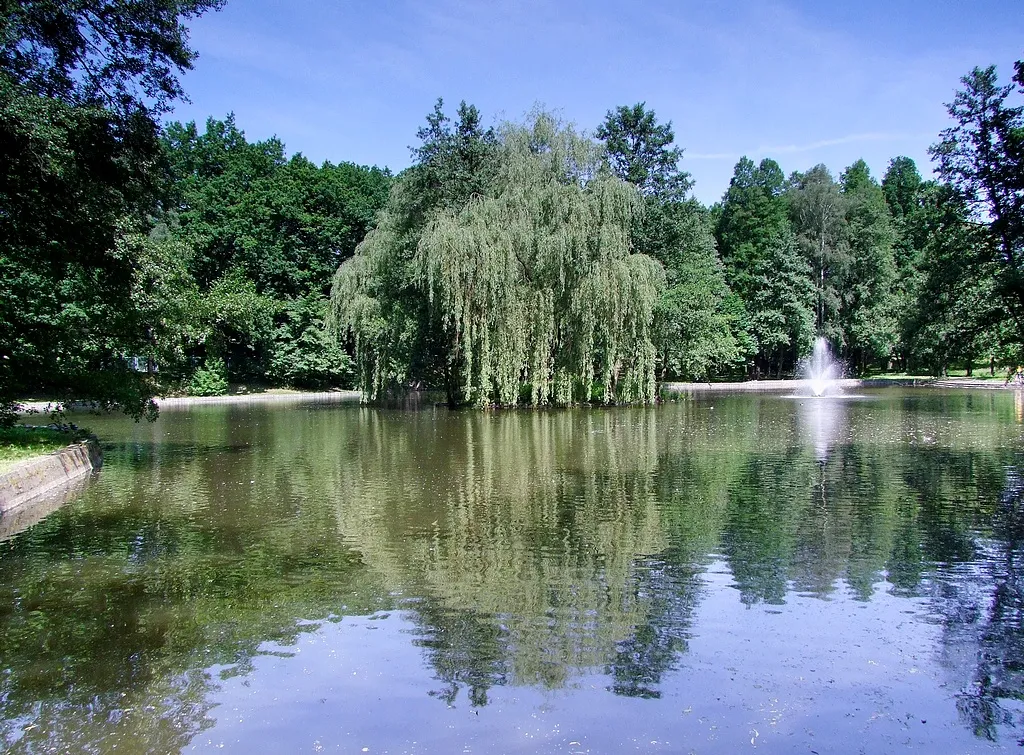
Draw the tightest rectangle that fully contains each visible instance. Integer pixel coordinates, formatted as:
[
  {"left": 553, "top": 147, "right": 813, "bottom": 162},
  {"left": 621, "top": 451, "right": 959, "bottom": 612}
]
[{"left": 0, "top": 426, "right": 89, "bottom": 473}]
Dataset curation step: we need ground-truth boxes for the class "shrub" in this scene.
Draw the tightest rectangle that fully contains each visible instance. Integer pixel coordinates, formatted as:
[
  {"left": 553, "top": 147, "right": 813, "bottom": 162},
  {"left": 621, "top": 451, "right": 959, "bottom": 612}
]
[{"left": 188, "top": 357, "right": 229, "bottom": 396}]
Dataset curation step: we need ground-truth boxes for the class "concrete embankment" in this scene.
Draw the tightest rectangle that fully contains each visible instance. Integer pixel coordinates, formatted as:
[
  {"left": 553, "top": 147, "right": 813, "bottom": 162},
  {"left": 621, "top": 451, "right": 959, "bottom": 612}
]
[
  {"left": 662, "top": 378, "right": 866, "bottom": 394},
  {"left": 661, "top": 377, "right": 1018, "bottom": 394},
  {"left": 17, "top": 390, "right": 362, "bottom": 415},
  {"left": 0, "top": 439, "right": 102, "bottom": 517}
]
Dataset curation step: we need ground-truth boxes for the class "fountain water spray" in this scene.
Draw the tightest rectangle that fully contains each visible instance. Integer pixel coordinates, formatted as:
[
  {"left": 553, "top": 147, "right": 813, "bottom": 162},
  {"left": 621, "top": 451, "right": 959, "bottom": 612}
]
[{"left": 799, "top": 337, "right": 843, "bottom": 397}]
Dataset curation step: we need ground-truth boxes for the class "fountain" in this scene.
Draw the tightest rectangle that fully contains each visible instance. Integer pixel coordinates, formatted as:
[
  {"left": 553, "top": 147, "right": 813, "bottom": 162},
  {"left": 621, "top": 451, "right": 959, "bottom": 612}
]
[{"left": 799, "top": 337, "right": 843, "bottom": 397}]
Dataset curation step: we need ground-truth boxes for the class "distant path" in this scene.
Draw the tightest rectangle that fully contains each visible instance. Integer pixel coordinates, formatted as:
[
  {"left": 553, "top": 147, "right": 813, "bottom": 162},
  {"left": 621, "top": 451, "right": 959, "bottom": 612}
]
[
  {"left": 662, "top": 377, "right": 1018, "bottom": 393},
  {"left": 926, "top": 378, "right": 1018, "bottom": 390},
  {"left": 17, "top": 390, "right": 361, "bottom": 415},
  {"left": 155, "top": 390, "right": 361, "bottom": 408},
  {"left": 16, "top": 379, "right": 1021, "bottom": 416},
  {"left": 662, "top": 378, "right": 864, "bottom": 394}
]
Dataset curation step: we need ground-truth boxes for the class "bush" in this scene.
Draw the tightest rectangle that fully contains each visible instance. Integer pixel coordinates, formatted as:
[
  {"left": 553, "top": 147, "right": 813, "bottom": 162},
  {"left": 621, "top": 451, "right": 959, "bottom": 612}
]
[
  {"left": 188, "top": 357, "right": 229, "bottom": 396},
  {"left": 266, "top": 296, "right": 352, "bottom": 389}
]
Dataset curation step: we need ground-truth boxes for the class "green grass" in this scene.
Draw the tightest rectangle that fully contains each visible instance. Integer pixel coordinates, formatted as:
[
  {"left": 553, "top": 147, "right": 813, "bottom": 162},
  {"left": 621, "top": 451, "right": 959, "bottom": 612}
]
[
  {"left": 0, "top": 426, "right": 89, "bottom": 472},
  {"left": 862, "top": 370, "right": 1007, "bottom": 382}
]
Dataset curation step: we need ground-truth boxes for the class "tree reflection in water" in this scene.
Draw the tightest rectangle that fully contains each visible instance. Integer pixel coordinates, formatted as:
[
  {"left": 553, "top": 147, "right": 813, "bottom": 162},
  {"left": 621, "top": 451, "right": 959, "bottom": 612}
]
[
  {"left": 944, "top": 467, "right": 1024, "bottom": 741},
  {"left": 1, "top": 391, "right": 1024, "bottom": 748}
]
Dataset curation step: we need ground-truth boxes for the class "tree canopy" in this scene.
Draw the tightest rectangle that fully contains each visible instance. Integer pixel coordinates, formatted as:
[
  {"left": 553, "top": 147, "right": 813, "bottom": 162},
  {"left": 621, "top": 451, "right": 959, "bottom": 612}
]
[
  {"left": 333, "top": 109, "right": 665, "bottom": 406},
  {"left": 930, "top": 64, "right": 1024, "bottom": 342},
  {"left": 0, "top": 0, "right": 223, "bottom": 423},
  {"left": 3, "top": 27, "right": 1023, "bottom": 416},
  {"left": 0, "top": 0, "right": 223, "bottom": 116}
]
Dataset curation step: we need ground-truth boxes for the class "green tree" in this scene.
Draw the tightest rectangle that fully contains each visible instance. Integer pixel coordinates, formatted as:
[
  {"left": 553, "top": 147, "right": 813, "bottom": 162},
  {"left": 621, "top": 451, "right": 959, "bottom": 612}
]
[
  {"left": 333, "top": 111, "right": 664, "bottom": 406},
  {"left": 595, "top": 102, "right": 692, "bottom": 198},
  {"left": 198, "top": 270, "right": 278, "bottom": 382},
  {"left": 0, "top": 0, "right": 223, "bottom": 117},
  {"left": 598, "top": 104, "right": 736, "bottom": 380},
  {"left": 840, "top": 160, "right": 898, "bottom": 371},
  {"left": 902, "top": 183, "right": 999, "bottom": 374},
  {"left": 0, "top": 0, "right": 222, "bottom": 423},
  {"left": 267, "top": 295, "right": 352, "bottom": 389},
  {"left": 930, "top": 64, "right": 1024, "bottom": 340},
  {"left": 717, "top": 157, "right": 814, "bottom": 376},
  {"left": 882, "top": 157, "right": 926, "bottom": 369},
  {"left": 788, "top": 165, "right": 850, "bottom": 345},
  {"left": 651, "top": 201, "right": 739, "bottom": 380},
  {"left": 329, "top": 99, "right": 505, "bottom": 403},
  {"left": 118, "top": 228, "right": 202, "bottom": 374},
  {"left": 408, "top": 98, "right": 498, "bottom": 212},
  {"left": 158, "top": 115, "right": 391, "bottom": 385},
  {"left": 161, "top": 115, "right": 391, "bottom": 298}
]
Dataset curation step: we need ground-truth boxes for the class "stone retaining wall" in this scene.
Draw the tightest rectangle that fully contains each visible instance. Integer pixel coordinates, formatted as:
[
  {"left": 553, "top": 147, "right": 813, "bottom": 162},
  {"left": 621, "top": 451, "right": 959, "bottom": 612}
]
[
  {"left": 0, "top": 439, "right": 102, "bottom": 515},
  {"left": 662, "top": 378, "right": 866, "bottom": 394}
]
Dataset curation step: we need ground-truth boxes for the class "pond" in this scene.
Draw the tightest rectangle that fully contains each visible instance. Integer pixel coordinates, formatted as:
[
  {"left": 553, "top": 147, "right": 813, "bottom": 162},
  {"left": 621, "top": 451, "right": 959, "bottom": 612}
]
[{"left": 2, "top": 389, "right": 1024, "bottom": 753}]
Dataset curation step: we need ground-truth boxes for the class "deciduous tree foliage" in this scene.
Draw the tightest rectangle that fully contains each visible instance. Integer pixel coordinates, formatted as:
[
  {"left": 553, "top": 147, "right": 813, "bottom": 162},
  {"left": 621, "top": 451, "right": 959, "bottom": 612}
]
[
  {"left": 6, "top": 28, "right": 1024, "bottom": 411},
  {"left": 896, "top": 181, "right": 1000, "bottom": 375},
  {"left": 0, "top": 0, "right": 222, "bottom": 423},
  {"left": 789, "top": 165, "right": 850, "bottom": 346},
  {"left": 596, "top": 102, "right": 693, "bottom": 199},
  {"left": 157, "top": 115, "right": 391, "bottom": 385},
  {"left": 333, "top": 110, "right": 664, "bottom": 406},
  {"left": 930, "top": 64, "right": 1024, "bottom": 338},
  {"left": 598, "top": 103, "right": 737, "bottom": 380},
  {"left": 716, "top": 157, "right": 814, "bottom": 376},
  {"left": 648, "top": 200, "right": 739, "bottom": 380},
  {"left": 840, "top": 160, "right": 898, "bottom": 370},
  {"left": 0, "top": 0, "right": 223, "bottom": 116},
  {"left": 882, "top": 156, "right": 927, "bottom": 368},
  {"left": 161, "top": 115, "right": 391, "bottom": 298}
]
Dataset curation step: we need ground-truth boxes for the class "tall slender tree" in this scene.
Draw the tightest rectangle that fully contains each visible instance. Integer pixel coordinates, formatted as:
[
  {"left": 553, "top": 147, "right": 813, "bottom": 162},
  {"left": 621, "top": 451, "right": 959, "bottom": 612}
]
[
  {"left": 840, "top": 160, "right": 898, "bottom": 371},
  {"left": 717, "top": 157, "right": 814, "bottom": 376},
  {"left": 883, "top": 156, "right": 927, "bottom": 369},
  {"left": 598, "top": 103, "right": 738, "bottom": 379},
  {"left": 788, "top": 165, "right": 849, "bottom": 346},
  {"left": 930, "top": 64, "right": 1024, "bottom": 343}
]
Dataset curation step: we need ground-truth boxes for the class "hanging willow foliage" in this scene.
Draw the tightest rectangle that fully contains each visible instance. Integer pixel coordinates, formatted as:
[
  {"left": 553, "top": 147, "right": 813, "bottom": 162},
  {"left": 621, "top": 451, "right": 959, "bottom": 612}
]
[
  {"left": 332, "top": 112, "right": 665, "bottom": 406},
  {"left": 330, "top": 178, "right": 425, "bottom": 401}
]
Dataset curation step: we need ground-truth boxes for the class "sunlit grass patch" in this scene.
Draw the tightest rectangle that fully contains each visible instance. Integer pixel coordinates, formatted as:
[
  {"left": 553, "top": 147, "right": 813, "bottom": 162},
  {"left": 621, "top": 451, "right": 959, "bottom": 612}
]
[{"left": 0, "top": 426, "right": 89, "bottom": 472}]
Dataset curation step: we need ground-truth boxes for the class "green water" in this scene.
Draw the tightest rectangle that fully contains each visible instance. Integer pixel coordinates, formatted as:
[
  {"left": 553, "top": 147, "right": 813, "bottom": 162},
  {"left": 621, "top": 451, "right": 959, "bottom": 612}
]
[{"left": 2, "top": 389, "right": 1023, "bottom": 753}]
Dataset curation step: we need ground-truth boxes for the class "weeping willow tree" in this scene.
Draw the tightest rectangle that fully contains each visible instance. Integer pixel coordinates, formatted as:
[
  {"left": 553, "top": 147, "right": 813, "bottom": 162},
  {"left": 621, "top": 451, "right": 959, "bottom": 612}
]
[{"left": 332, "top": 111, "right": 664, "bottom": 407}]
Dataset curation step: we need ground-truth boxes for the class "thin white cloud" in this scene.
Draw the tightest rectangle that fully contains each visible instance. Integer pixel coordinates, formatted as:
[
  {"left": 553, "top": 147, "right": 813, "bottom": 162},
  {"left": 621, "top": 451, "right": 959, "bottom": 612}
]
[{"left": 687, "top": 132, "right": 932, "bottom": 161}]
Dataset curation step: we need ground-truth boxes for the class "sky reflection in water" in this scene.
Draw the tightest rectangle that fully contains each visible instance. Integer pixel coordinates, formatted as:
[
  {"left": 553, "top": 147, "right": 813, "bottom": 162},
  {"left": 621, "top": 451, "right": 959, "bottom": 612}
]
[{"left": 1, "top": 389, "right": 1023, "bottom": 753}]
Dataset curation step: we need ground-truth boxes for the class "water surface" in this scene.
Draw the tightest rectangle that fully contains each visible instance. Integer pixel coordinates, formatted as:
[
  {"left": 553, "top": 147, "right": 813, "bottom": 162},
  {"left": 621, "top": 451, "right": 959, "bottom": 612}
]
[{"left": 2, "top": 389, "right": 1024, "bottom": 752}]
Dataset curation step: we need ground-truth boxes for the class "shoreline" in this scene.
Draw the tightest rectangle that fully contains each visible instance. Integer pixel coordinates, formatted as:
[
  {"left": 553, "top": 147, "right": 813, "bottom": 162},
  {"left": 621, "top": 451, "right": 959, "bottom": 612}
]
[
  {"left": 0, "top": 439, "right": 102, "bottom": 519},
  {"left": 17, "top": 390, "right": 362, "bottom": 415},
  {"left": 14, "top": 377, "right": 1022, "bottom": 418},
  {"left": 663, "top": 376, "right": 1020, "bottom": 393}
]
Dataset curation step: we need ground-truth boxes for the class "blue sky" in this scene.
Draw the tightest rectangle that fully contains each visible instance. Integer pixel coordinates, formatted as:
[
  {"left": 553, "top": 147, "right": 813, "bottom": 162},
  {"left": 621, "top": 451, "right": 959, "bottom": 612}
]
[{"left": 170, "top": 0, "right": 1022, "bottom": 204}]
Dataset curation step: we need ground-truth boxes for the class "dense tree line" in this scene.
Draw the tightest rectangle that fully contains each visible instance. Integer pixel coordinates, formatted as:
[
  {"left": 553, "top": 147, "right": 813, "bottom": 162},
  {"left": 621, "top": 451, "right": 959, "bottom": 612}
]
[
  {"left": 152, "top": 115, "right": 390, "bottom": 389},
  {"left": 0, "top": 1, "right": 1020, "bottom": 416},
  {"left": 333, "top": 63, "right": 1023, "bottom": 404}
]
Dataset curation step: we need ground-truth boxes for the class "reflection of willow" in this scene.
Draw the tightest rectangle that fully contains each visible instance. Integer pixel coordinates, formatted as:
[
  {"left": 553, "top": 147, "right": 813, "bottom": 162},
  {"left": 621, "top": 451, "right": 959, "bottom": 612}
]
[
  {"left": 331, "top": 408, "right": 673, "bottom": 694},
  {"left": 4, "top": 389, "right": 1018, "bottom": 748},
  {"left": 322, "top": 400, "right": 758, "bottom": 702}
]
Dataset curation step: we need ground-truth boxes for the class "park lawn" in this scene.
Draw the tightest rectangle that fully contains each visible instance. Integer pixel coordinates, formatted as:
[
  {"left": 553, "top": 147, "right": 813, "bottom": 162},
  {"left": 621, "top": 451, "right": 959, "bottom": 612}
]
[{"left": 0, "top": 426, "right": 88, "bottom": 473}]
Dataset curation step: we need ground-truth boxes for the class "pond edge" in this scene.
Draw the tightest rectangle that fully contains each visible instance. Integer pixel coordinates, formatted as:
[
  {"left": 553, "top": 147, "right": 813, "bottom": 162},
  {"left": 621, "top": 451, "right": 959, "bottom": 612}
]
[{"left": 0, "top": 440, "right": 102, "bottom": 516}]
